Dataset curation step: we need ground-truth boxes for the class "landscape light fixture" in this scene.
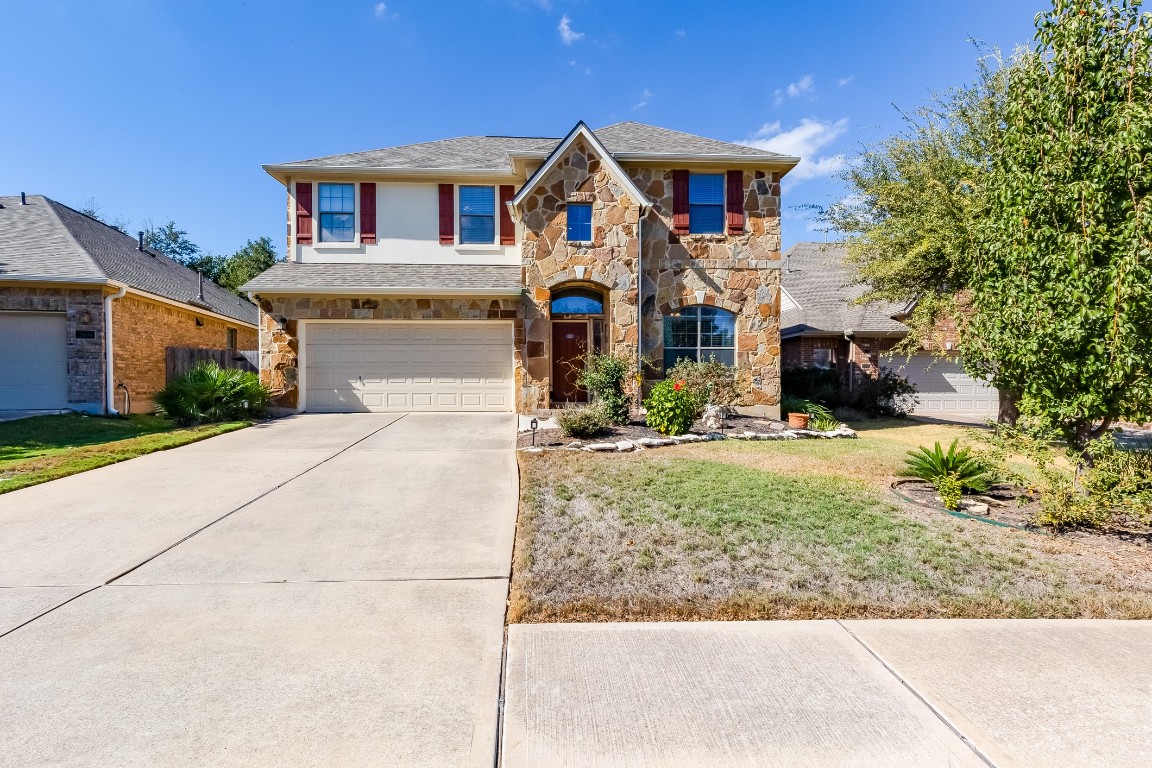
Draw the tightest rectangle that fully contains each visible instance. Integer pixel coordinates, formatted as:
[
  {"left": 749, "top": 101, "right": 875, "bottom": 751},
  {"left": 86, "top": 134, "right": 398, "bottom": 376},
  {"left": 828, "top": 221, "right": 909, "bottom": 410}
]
[{"left": 530, "top": 417, "right": 539, "bottom": 446}]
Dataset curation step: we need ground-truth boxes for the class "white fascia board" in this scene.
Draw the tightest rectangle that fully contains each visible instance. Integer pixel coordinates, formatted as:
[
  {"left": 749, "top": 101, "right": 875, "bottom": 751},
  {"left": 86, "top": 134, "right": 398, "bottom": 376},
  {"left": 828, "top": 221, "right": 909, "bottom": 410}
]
[
  {"left": 248, "top": 286, "right": 522, "bottom": 297},
  {"left": 262, "top": 164, "right": 518, "bottom": 185},
  {"left": 511, "top": 121, "right": 652, "bottom": 210},
  {"left": 613, "top": 152, "right": 801, "bottom": 164}
]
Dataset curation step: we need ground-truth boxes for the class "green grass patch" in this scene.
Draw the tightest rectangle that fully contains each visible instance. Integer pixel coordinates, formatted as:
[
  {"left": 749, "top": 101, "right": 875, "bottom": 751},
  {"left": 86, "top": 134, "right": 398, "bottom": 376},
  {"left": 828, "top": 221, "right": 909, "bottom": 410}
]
[{"left": 0, "top": 414, "right": 249, "bottom": 494}]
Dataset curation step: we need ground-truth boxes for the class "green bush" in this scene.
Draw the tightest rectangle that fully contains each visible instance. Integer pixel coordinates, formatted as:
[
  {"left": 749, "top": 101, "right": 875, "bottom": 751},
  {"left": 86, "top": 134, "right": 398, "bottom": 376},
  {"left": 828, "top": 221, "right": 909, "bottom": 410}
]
[
  {"left": 936, "top": 473, "right": 964, "bottom": 510},
  {"left": 782, "top": 366, "right": 918, "bottom": 418},
  {"left": 644, "top": 380, "right": 696, "bottom": 436},
  {"left": 810, "top": 412, "right": 842, "bottom": 432},
  {"left": 556, "top": 405, "right": 608, "bottom": 439},
  {"left": 577, "top": 353, "right": 631, "bottom": 425},
  {"left": 665, "top": 358, "right": 739, "bottom": 416},
  {"left": 903, "top": 439, "right": 993, "bottom": 493},
  {"left": 153, "top": 363, "right": 269, "bottom": 426}
]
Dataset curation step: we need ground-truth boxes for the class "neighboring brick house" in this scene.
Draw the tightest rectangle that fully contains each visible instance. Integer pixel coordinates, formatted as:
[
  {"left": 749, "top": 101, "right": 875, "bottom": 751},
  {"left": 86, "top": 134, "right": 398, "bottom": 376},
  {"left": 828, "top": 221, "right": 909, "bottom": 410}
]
[
  {"left": 780, "top": 242, "right": 998, "bottom": 419},
  {"left": 0, "top": 195, "right": 258, "bottom": 414},
  {"left": 243, "top": 121, "right": 799, "bottom": 416}
]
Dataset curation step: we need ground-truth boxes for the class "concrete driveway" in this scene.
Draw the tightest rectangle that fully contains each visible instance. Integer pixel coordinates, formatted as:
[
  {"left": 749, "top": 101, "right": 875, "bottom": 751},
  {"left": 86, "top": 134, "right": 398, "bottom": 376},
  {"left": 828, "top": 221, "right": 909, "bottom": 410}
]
[{"left": 0, "top": 413, "right": 517, "bottom": 767}]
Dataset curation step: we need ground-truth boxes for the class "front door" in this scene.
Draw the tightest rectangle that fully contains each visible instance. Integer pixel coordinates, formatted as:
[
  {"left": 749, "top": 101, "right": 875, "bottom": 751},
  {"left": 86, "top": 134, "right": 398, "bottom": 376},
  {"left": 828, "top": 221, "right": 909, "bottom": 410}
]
[{"left": 551, "top": 321, "right": 589, "bottom": 403}]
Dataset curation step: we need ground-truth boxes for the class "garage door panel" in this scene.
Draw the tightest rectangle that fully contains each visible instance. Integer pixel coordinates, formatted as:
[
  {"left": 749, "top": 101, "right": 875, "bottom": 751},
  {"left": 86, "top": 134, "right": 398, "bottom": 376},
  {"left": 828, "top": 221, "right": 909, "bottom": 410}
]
[
  {"left": 881, "top": 353, "right": 998, "bottom": 418},
  {"left": 0, "top": 312, "right": 69, "bottom": 410},
  {"left": 305, "top": 322, "right": 513, "bottom": 413}
]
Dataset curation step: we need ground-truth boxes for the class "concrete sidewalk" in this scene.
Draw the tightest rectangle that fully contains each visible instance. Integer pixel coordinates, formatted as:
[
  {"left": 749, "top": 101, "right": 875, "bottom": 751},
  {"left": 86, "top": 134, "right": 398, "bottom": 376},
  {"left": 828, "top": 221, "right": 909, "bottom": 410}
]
[{"left": 502, "top": 619, "right": 1152, "bottom": 768}]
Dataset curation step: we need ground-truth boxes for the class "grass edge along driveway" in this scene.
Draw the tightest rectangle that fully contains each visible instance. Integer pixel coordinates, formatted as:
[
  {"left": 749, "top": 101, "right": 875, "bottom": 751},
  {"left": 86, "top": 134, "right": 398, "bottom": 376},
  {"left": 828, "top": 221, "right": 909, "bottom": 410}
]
[{"left": 0, "top": 414, "right": 249, "bottom": 495}]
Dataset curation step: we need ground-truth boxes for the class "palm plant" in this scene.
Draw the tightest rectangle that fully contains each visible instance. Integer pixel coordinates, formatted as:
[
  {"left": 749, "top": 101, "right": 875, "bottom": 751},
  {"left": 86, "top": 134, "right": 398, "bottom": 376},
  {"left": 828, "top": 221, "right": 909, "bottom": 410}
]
[
  {"left": 903, "top": 439, "right": 994, "bottom": 492},
  {"left": 154, "top": 363, "right": 270, "bottom": 425}
]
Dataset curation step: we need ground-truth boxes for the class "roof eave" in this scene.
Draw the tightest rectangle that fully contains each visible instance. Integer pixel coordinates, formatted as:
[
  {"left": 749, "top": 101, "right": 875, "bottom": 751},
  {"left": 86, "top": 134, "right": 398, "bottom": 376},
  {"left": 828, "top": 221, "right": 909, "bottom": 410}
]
[
  {"left": 242, "top": 285, "right": 523, "bottom": 297},
  {"left": 613, "top": 152, "right": 801, "bottom": 169},
  {"left": 262, "top": 164, "right": 521, "bottom": 185},
  {"left": 0, "top": 275, "right": 109, "bottom": 286}
]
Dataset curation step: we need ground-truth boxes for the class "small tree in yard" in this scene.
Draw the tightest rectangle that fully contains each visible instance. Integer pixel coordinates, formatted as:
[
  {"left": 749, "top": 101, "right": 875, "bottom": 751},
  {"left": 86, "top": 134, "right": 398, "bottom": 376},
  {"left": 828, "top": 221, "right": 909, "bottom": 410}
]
[{"left": 967, "top": 0, "right": 1152, "bottom": 454}]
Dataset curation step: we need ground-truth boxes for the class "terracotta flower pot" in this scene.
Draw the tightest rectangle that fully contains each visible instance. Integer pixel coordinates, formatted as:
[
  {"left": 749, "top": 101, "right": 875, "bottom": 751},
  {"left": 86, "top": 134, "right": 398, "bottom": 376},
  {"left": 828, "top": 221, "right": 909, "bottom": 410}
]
[{"left": 787, "top": 412, "right": 810, "bottom": 429}]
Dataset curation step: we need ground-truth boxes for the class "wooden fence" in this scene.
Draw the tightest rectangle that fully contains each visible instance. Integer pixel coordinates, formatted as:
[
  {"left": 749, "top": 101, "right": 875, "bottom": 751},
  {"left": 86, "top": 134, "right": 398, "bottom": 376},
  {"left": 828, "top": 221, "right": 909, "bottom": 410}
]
[{"left": 165, "top": 347, "right": 258, "bottom": 383}]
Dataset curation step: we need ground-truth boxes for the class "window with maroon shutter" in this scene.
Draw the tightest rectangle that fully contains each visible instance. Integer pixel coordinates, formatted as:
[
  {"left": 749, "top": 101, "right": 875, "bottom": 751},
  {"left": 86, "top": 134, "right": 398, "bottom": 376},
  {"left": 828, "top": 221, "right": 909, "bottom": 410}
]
[
  {"left": 438, "top": 184, "right": 455, "bottom": 245},
  {"left": 726, "top": 170, "right": 745, "bottom": 234},
  {"left": 360, "top": 183, "right": 376, "bottom": 244},
  {"left": 671, "top": 170, "right": 689, "bottom": 235},
  {"left": 295, "top": 182, "right": 313, "bottom": 244},
  {"left": 499, "top": 185, "right": 515, "bottom": 245}
]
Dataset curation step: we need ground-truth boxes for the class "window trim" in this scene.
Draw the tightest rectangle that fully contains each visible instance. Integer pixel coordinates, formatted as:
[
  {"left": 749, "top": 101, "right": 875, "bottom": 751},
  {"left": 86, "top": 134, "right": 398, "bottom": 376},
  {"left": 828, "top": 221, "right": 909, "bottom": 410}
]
[
  {"left": 457, "top": 184, "right": 497, "bottom": 245},
  {"left": 688, "top": 173, "right": 725, "bottom": 235},
  {"left": 662, "top": 305, "right": 737, "bottom": 371},
  {"left": 317, "top": 182, "right": 358, "bottom": 244}
]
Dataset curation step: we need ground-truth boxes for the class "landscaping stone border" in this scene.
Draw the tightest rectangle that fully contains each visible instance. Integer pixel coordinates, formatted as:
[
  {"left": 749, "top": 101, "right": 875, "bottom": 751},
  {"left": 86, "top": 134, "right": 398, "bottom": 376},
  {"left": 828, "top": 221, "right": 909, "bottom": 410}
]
[{"left": 519, "top": 425, "right": 857, "bottom": 453}]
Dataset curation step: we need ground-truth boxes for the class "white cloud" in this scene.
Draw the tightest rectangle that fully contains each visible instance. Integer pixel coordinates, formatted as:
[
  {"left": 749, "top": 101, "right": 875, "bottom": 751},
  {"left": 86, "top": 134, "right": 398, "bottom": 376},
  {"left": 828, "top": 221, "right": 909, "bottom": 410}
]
[
  {"left": 773, "top": 74, "right": 814, "bottom": 105},
  {"left": 632, "top": 88, "right": 653, "bottom": 110},
  {"left": 558, "top": 15, "right": 584, "bottom": 45},
  {"left": 373, "top": 2, "right": 386, "bottom": 17},
  {"left": 837, "top": 75, "right": 855, "bottom": 87},
  {"left": 675, "top": 29, "right": 686, "bottom": 38},
  {"left": 741, "top": 118, "right": 850, "bottom": 185}
]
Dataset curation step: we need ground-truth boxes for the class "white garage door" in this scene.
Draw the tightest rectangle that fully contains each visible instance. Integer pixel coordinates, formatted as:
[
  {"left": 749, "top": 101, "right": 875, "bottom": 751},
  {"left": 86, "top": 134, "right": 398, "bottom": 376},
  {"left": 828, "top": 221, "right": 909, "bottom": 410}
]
[
  {"left": 304, "top": 322, "right": 513, "bottom": 413},
  {"left": 881, "top": 353, "right": 999, "bottom": 418},
  {"left": 0, "top": 312, "right": 69, "bottom": 410}
]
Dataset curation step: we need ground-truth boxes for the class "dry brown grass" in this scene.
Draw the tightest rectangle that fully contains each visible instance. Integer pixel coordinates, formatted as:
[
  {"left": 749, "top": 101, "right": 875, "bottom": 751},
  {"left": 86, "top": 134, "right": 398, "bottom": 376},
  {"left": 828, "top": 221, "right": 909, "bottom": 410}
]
[{"left": 510, "top": 427, "right": 1152, "bottom": 624}]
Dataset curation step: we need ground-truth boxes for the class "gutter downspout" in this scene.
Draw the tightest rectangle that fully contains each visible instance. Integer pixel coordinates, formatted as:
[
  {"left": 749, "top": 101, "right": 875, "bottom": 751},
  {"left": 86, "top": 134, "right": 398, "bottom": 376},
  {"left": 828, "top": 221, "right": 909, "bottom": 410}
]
[
  {"left": 636, "top": 208, "right": 644, "bottom": 408},
  {"left": 104, "top": 283, "right": 127, "bottom": 414}
]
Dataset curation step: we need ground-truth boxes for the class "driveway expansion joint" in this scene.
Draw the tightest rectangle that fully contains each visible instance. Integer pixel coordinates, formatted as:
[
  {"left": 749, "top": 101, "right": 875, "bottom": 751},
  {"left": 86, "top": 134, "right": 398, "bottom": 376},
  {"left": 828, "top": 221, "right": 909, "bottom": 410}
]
[
  {"left": 835, "top": 619, "right": 1000, "bottom": 768},
  {"left": 103, "top": 414, "right": 408, "bottom": 587}
]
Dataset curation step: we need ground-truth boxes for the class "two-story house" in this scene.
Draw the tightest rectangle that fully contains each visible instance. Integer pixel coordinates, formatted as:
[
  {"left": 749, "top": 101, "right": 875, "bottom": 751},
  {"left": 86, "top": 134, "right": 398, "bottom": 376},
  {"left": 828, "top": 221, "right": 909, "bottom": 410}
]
[{"left": 242, "top": 121, "right": 798, "bottom": 416}]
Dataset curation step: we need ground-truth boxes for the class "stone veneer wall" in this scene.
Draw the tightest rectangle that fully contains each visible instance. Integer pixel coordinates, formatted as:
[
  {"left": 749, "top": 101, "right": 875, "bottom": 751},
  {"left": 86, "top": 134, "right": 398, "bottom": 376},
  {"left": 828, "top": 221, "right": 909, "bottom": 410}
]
[
  {"left": 255, "top": 296, "right": 523, "bottom": 409},
  {"left": 518, "top": 138, "right": 784, "bottom": 410},
  {"left": 0, "top": 284, "right": 105, "bottom": 407},
  {"left": 110, "top": 294, "right": 258, "bottom": 413}
]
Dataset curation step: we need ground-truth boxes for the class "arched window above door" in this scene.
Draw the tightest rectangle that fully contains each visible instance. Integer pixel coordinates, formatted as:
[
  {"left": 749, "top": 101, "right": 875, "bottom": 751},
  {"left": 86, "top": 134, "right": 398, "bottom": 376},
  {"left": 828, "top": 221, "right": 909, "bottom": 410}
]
[{"left": 551, "top": 287, "right": 604, "bottom": 316}]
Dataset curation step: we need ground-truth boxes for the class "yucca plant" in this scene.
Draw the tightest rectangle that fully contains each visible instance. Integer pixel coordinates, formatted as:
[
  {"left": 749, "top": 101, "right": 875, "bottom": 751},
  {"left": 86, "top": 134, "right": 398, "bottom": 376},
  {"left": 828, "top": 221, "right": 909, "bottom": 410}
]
[
  {"left": 154, "top": 362, "right": 270, "bottom": 425},
  {"left": 903, "top": 439, "right": 993, "bottom": 493}
]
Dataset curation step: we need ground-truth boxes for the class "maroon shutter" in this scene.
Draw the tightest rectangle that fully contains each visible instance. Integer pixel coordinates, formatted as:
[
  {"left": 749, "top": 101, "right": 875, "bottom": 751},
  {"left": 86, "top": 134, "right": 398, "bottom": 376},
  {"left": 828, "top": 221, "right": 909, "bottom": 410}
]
[
  {"left": 499, "top": 185, "right": 515, "bottom": 245},
  {"left": 295, "top": 182, "right": 313, "bottom": 244},
  {"left": 671, "top": 170, "right": 689, "bottom": 235},
  {"left": 438, "top": 184, "right": 455, "bottom": 245},
  {"left": 360, "top": 183, "right": 376, "bottom": 244},
  {"left": 726, "top": 170, "right": 744, "bottom": 234}
]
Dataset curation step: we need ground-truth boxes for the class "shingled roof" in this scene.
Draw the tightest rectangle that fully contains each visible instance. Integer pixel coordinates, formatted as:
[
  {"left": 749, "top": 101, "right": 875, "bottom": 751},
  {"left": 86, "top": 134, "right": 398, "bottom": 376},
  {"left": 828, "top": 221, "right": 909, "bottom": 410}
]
[
  {"left": 242, "top": 262, "right": 522, "bottom": 295},
  {"left": 780, "top": 242, "right": 908, "bottom": 337},
  {"left": 268, "top": 121, "right": 791, "bottom": 171},
  {"left": 0, "top": 195, "right": 258, "bottom": 325}
]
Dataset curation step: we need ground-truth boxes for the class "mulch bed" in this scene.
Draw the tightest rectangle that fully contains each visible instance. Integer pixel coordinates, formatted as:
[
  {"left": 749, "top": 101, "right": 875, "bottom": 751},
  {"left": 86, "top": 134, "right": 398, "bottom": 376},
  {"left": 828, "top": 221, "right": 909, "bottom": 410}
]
[
  {"left": 516, "top": 414, "right": 787, "bottom": 450},
  {"left": 892, "top": 479, "right": 1152, "bottom": 554}
]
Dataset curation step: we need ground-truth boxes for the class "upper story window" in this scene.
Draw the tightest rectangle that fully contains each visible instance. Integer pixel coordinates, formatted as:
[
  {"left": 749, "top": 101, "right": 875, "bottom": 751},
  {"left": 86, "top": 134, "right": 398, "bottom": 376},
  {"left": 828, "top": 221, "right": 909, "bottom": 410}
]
[
  {"left": 689, "top": 173, "right": 725, "bottom": 234},
  {"left": 663, "top": 305, "right": 736, "bottom": 370},
  {"left": 566, "top": 203, "right": 592, "bottom": 242},
  {"left": 459, "top": 185, "right": 495, "bottom": 244},
  {"left": 318, "top": 183, "right": 355, "bottom": 242}
]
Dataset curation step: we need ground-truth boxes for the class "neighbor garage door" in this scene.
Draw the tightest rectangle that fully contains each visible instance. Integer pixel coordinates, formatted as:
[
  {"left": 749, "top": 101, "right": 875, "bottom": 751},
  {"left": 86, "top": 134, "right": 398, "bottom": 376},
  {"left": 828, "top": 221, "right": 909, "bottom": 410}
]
[
  {"left": 881, "top": 353, "right": 999, "bottom": 419},
  {"left": 0, "top": 312, "right": 69, "bottom": 410},
  {"left": 304, "top": 321, "right": 513, "bottom": 412}
]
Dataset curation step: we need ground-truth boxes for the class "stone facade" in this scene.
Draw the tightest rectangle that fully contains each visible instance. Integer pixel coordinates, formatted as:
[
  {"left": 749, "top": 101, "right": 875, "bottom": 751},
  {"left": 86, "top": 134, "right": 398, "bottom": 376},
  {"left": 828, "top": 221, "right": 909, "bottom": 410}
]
[
  {"left": 518, "top": 138, "right": 784, "bottom": 411},
  {"left": 0, "top": 284, "right": 105, "bottom": 407},
  {"left": 255, "top": 295, "right": 523, "bottom": 408},
  {"left": 111, "top": 294, "right": 257, "bottom": 413}
]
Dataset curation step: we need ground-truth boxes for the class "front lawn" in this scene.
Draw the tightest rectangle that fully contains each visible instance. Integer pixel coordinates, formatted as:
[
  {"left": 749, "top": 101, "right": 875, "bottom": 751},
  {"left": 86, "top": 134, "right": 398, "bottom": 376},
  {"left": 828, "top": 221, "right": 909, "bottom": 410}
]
[
  {"left": 511, "top": 420, "right": 1152, "bottom": 622},
  {"left": 0, "top": 414, "right": 249, "bottom": 494}
]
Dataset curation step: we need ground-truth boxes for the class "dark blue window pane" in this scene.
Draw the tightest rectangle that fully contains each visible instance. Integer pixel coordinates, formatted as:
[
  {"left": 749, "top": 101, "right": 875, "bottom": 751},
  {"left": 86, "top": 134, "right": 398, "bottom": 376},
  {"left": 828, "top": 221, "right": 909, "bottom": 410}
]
[
  {"left": 567, "top": 203, "right": 592, "bottom": 241},
  {"left": 689, "top": 173, "right": 724, "bottom": 203},
  {"left": 459, "top": 186, "right": 495, "bottom": 243},
  {"left": 320, "top": 212, "right": 354, "bottom": 242},
  {"left": 319, "top": 183, "right": 355, "bottom": 213},
  {"left": 699, "top": 306, "right": 736, "bottom": 347},
  {"left": 664, "top": 349, "right": 698, "bottom": 371},
  {"left": 689, "top": 204, "right": 725, "bottom": 234},
  {"left": 661, "top": 305, "right": 736, "bottom": 373},
  {"left": 552, "top": 295, "right": 603, "bottom": 314},
  {"left": 460, "top": 215, "right": 495, "bottom": 244},
  {"left": 458, "top": 185, "right": 494, "bottom": 215}
]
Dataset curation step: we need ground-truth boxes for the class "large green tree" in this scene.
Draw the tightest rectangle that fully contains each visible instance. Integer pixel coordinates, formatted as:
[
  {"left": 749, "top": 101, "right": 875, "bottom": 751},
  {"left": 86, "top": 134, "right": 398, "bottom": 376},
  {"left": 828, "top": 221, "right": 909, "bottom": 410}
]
[
  {"left": 217, "top": 237, "right": 278, "bottom": 294},
  {"left": 824, "top": 57, "right": 1007, "bottom": 351},
  {"left": 966, "top": 0, "right": 1152, "bottom": 451}
]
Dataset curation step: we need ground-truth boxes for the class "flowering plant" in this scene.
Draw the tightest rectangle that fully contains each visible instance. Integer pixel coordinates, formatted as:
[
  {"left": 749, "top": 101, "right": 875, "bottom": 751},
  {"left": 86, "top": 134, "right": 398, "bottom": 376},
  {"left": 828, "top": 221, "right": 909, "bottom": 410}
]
[{"left": 644, "top": 379, "right": 695, "bottom": 436}]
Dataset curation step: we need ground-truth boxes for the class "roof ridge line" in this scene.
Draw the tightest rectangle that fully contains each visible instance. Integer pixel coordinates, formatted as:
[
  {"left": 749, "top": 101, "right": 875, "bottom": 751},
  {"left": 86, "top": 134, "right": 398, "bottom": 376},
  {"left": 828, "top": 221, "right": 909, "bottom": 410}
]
[{"left": 42, "top": 197, "right": 111, "bottom": 282}]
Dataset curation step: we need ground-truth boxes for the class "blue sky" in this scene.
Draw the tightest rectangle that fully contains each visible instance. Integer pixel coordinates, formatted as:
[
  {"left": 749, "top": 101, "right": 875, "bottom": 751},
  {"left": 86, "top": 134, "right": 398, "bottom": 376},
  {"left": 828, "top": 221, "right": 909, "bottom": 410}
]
[{"left": 1, "top": 0, "right": 1041, "bottom": 256}]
